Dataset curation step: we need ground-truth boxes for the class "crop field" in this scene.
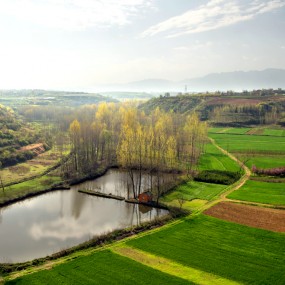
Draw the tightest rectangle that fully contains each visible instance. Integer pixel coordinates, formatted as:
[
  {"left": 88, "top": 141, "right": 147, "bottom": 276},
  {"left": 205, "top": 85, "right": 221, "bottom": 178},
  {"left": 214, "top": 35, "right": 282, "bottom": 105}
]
[
  {"left": 237, "top": 154, "right": 285, "bottom": 169},
  {"left": 161, "top": 181, "right": 227, "bottom": 211},
  {"left": 4, "top": 250, "right": 190, "bottom": 285},
  {"left": 126, "top": 215, "right": 285, "bottom": 285},
  {"left": 209, "top": 133, "right": 285, "bottom": 154},
  {"left": 227, "top": 179, "right": 285, "bottom": 205},
  {"left": 208, "top": 128, "right": 285, "bottom": 169},
  {"left": 199, "top": 143, "right": 240, "bottom": 172},
  {"left": 205, "top": 201, "right": 285, "bottom": 232},
  {"left": 263, "top": 128, "right": 285, "bottom": 136}
]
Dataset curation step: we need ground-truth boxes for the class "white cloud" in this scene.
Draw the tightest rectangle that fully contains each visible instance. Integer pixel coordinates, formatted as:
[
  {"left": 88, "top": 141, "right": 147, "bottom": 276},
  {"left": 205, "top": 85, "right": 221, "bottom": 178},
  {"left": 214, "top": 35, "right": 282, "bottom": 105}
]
[
  {"left": 141, "top": 0, "right": 285, "bottom": 38},
  {"left": 0, "top": 0, "right": 154, "bottom": 31}
]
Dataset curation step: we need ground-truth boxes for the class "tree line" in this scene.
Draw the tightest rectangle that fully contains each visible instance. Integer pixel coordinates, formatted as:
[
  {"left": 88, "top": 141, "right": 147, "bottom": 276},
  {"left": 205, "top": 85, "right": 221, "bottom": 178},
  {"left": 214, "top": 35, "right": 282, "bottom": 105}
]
[{"left": 67, "top": 103, "right": 207, "bottom": 200}]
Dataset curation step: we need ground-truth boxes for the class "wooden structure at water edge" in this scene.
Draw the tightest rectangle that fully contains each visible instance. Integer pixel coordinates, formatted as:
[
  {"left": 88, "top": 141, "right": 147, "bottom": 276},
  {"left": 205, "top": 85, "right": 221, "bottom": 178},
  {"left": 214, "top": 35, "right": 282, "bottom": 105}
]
[{"left": 78, "top": 189, "right": 125, "bottom": 201}]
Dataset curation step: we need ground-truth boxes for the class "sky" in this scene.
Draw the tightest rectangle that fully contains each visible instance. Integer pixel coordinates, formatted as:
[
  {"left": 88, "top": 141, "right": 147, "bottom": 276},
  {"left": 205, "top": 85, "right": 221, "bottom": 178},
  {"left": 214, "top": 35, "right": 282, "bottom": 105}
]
[{"left": 0, "top": 0, "right": 284, "bottom": 91}]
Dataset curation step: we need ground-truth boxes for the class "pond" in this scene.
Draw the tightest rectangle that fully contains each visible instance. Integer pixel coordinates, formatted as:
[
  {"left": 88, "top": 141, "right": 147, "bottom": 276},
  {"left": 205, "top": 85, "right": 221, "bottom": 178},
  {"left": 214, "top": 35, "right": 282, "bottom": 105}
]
[{"left": 0, "top": 169, "right": 169, "bottom": 263}]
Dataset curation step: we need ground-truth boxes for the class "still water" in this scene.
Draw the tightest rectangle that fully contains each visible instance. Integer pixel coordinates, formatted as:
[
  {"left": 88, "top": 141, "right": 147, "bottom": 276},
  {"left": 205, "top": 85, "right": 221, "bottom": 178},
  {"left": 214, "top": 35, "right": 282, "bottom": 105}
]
[{"left": 0, "top": 169, "right": 168, "bottom": 263}]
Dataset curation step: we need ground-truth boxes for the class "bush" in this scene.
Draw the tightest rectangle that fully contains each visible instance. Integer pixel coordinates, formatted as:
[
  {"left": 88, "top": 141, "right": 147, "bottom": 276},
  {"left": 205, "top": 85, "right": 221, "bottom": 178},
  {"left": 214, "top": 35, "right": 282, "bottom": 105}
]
[
  {"left": 252, "top": 165, "right": 285, "bottom": 177},
  {"left": 195, "top": 170, "right": 241, "bottom": 185}
]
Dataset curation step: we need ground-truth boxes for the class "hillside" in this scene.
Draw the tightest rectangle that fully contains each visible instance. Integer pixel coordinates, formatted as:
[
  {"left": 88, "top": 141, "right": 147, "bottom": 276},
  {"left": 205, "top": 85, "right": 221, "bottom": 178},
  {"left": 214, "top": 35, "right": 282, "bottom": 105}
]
[
  {"left": 0, "top": 105, "right": 44, "bottom": 167},
  {"left": 182, "top": 68, "right": 285, "bottom": 91},
  {"left": 139, "top": 89, "right": 285, "bottom": 126}
]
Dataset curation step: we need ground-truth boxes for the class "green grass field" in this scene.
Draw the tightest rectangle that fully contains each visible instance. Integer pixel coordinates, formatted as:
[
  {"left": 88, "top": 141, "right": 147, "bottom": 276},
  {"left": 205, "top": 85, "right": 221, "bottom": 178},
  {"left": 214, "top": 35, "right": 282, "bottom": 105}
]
[
  {"left": 161, "top": 181, "right": 227, "bottom": 210},
  {"left": 263, "top": 128, "right": 285, "bottom": 136},
  {"left": 227, "top": 179, "right": 285, "bottom": 205},
  {"left": 127, "top": 215, "right": 285, "bottom": 285},
  {"left": 208, "top": 128, "right": 285, "bottom": 169},
  {"left": 209, "top": 133, "right": 285, "bottom": 154},
  {"left": 199, "top": 143, "right": 241, "bottom": 172},
  {"left": 5, "top": 250, "right": 191, "bottom": 285},
  {"left": 237, "top": 155, "right": 285, "bottom": 169}
]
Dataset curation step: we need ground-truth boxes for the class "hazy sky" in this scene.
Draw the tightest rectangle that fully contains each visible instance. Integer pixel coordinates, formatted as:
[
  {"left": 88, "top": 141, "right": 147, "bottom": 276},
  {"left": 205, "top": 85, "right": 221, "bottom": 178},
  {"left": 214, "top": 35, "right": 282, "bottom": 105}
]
[{"left": 0, "top": 0, "right": 284, "bottom": 90}]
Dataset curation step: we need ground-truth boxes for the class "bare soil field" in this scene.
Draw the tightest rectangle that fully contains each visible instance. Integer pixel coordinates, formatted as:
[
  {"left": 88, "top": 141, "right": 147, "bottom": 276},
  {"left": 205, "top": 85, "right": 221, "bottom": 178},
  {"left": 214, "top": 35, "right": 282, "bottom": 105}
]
[{"left": 204, "top": 201, "right": 285, "bottom": 232}]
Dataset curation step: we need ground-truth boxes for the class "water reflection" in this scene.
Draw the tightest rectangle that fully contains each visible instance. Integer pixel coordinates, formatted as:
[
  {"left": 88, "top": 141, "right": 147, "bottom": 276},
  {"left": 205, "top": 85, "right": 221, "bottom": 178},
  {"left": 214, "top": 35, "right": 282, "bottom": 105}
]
[
  {"left": 72, "top": 169, "right": 174, "bottom": 199},
  {"left": 0, "top": 169, "right": 169, "bottom": 263}
]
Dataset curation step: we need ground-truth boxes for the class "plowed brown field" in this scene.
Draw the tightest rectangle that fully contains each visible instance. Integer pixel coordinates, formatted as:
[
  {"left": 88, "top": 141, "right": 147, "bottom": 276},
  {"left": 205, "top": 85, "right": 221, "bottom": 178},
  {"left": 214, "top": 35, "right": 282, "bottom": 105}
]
[{"left": 204, "top": 201, "right": 285, "bottom": 232}]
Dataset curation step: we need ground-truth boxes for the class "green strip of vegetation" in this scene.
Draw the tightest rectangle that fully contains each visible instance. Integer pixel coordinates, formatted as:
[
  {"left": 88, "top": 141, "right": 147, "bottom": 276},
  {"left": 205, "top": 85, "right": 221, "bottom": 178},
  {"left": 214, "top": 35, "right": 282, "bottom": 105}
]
[
  {"left": 126, "top": 215, "right": 285, "bottom": 285},
  {"left": 227, "top": 179, "right": 285, "bottom": 205},
  {"left": 5, "top": 250, "right": 191, "bottom": 285}
]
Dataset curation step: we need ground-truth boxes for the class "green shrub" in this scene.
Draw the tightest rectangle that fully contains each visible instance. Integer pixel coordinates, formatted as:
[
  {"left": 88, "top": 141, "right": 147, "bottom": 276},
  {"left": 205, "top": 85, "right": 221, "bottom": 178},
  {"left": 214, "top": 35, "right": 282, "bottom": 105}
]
[{"left": 194, "top": 170, "right": 241, "bottom": 185}]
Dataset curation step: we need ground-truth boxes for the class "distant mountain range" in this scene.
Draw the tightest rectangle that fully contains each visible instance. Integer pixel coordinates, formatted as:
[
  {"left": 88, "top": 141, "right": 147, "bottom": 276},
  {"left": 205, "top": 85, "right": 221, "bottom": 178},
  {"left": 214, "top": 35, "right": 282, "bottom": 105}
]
[
  {"left": 181, "top": 68, "right": 285, "bottom": 92},
  {"left": 98, "top": 68, "right": 285, "bottom": 92}
]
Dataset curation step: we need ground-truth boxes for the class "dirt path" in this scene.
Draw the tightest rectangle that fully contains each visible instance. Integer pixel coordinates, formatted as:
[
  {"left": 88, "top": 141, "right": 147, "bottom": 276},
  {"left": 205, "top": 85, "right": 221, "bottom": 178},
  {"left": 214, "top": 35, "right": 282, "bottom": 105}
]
[
  {"left": 207, "top": 139, "right": 285, "bottom": 210},
  {"left": 209, "top": 137, "right": 251, "bottom": 198},
  {"left": 199, "top": 138, "right": 252, "bottom": 212},
  {"left": 112, "top": 246, "right": 241, "bottom": 285}
]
